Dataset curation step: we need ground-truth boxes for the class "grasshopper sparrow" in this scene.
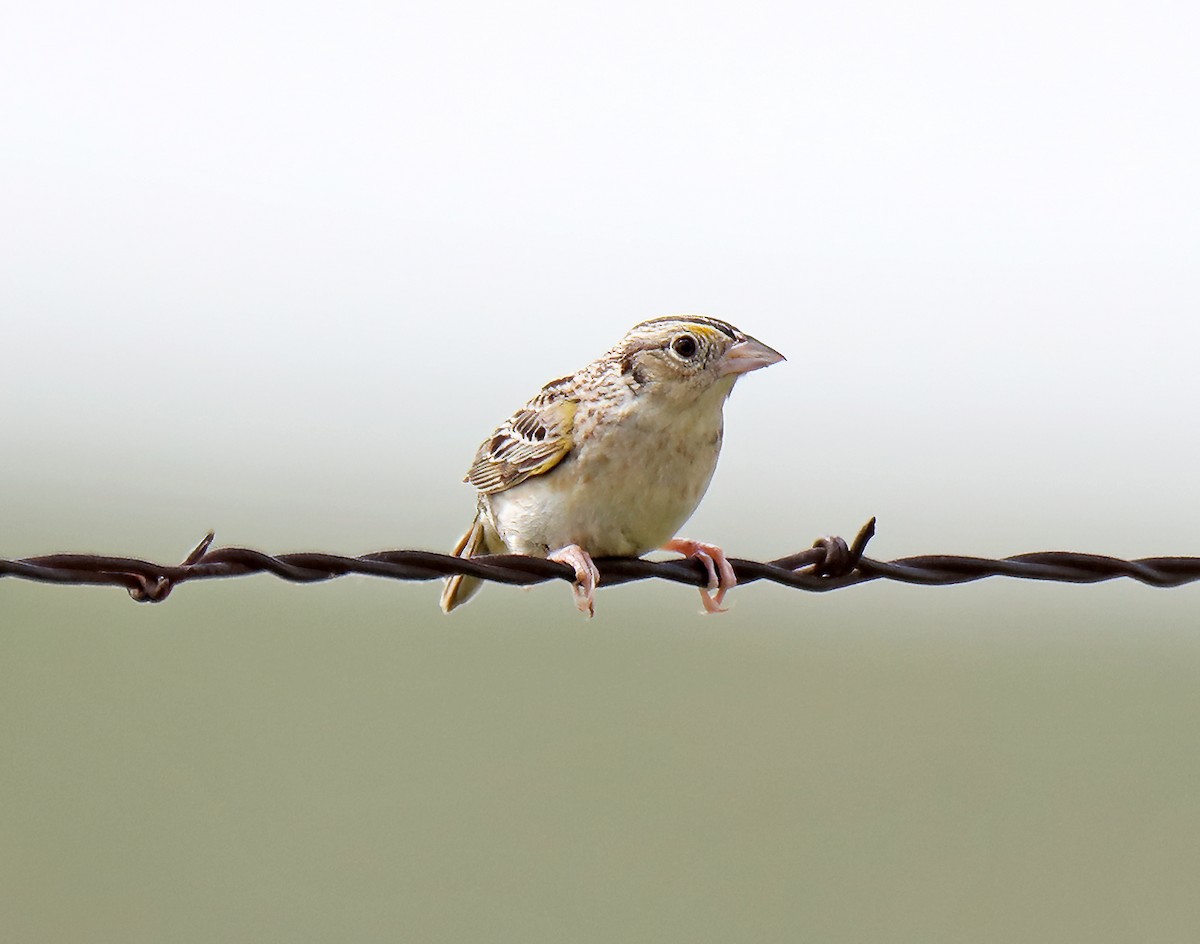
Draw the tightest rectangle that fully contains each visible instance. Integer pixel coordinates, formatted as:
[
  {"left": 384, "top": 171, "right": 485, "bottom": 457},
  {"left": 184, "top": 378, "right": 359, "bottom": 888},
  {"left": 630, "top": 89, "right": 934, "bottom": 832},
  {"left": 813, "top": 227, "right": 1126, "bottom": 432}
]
[{"left": 440, "top": 315, "right": 784, "bottom": 616}]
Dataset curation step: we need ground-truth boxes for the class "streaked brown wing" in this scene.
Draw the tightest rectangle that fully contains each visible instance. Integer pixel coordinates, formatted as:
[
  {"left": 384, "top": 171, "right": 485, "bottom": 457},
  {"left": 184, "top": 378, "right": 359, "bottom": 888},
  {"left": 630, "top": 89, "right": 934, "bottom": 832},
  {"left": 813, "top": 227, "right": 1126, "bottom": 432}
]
[{"left": 465, "top": 387, "right": 578, "bottom": 494}]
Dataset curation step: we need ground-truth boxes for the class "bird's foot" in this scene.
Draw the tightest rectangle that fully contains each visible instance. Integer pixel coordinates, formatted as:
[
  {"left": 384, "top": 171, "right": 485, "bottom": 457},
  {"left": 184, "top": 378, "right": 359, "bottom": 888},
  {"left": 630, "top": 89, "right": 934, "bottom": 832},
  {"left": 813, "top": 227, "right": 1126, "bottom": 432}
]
[
  {"left": 548, "top": 544, "right": 600, "bottom": 617},
  {"left": 662, "top": 538, "right": 737, "bottom": 613}
]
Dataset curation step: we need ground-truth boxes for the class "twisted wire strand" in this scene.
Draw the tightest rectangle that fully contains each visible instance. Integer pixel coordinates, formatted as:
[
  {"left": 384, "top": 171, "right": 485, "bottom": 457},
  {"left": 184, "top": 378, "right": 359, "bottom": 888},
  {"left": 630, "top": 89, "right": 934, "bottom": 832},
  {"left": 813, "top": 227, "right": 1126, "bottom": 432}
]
[{"left": 3, "top": 518, "right": 1200, "bottom": 603}]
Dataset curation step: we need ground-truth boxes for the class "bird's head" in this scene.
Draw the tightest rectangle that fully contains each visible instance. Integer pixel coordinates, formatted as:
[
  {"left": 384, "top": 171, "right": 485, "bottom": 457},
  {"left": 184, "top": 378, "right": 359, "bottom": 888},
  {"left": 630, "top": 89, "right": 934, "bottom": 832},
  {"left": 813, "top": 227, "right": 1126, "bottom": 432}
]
[{"left": 614, "top": 316, "right": 785, "bottom": 398}]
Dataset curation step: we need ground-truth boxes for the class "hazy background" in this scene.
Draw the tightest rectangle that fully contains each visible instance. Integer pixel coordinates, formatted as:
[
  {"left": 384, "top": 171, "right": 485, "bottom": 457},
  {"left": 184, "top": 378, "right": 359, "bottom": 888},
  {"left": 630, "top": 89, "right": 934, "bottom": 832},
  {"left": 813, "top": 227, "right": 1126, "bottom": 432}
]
[{"left": 3, "top": 0, "right": 1199, "bottom": 940}]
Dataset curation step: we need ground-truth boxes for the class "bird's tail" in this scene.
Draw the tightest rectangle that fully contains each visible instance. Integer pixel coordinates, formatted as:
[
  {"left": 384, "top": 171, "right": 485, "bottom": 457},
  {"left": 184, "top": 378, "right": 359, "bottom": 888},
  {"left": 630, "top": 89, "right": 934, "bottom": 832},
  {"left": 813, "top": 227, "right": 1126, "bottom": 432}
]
[{"left": 440, "top": 514, "right": 488, "bottom": 613}]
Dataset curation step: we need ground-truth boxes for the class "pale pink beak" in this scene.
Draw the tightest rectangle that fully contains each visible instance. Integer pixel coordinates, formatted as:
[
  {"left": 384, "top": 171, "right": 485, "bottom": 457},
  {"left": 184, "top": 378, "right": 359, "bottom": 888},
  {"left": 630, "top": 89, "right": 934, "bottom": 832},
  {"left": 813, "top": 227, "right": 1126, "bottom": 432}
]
[{"left": 718, "top": 336, "right": 786, "bottom": 376}]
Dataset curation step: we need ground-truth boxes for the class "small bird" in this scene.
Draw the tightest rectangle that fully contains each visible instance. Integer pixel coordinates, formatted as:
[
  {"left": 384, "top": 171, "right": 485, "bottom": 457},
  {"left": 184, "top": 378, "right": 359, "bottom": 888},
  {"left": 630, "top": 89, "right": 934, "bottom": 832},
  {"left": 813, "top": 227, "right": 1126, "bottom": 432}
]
[{"left": 440, "top": 315, "right": 785, "bottom": 616}]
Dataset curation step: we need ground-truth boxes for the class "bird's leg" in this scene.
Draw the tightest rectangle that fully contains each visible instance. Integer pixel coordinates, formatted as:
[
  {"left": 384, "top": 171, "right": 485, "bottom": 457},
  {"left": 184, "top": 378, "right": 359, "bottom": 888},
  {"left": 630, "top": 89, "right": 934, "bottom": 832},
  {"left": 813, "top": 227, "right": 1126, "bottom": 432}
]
[
  {"left": 662, "top": 538, "right": 737, "bottom": 613},
  {"left": 548, "top": 544, "right": 600, "bottom": 617}
]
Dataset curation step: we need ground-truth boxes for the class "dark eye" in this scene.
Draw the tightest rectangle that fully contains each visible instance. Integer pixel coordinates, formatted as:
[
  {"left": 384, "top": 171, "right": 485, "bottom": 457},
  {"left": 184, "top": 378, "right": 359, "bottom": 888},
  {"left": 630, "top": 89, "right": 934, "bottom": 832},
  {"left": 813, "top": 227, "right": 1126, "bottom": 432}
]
[{"left": 671, "top": 334, "right": 698, "bottom": 358}]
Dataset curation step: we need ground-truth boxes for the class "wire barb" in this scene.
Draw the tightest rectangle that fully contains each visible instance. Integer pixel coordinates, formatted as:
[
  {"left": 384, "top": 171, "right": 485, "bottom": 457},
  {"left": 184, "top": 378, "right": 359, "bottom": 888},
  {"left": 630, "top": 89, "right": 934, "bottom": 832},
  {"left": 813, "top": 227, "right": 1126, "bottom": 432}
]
[{"left": 3, "top": 518, "right": 1199, "bottom": 603}]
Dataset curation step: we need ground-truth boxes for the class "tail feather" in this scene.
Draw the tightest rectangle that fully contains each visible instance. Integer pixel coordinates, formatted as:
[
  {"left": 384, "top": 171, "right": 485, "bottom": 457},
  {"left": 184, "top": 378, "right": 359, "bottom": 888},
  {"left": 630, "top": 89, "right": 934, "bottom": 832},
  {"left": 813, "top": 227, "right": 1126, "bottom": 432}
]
[{"left": 440, "top": 515, "right": 488, "bottom": 613}]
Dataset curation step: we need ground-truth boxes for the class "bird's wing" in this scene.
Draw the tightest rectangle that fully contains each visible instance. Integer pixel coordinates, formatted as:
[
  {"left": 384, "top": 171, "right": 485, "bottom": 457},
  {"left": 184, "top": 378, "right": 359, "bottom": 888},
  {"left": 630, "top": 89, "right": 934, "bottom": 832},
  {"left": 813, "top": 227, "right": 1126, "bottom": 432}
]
[{"left": 465, "top": 381, "right": 578, "bottom": 494}]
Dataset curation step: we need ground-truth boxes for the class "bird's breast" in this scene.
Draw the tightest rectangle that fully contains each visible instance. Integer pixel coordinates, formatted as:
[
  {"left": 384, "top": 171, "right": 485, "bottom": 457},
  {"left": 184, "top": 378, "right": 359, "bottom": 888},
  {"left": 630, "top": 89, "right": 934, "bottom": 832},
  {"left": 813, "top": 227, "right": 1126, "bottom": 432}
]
[{"left": 484, "top": 384, "right": 728, "bottom": 558}]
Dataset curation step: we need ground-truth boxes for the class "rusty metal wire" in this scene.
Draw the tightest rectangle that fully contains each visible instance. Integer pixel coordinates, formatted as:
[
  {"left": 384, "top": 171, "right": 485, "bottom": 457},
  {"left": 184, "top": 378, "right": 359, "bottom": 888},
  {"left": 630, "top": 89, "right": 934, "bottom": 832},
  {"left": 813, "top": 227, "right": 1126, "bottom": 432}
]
[{"left": 3, "top": 518, "right": 1199, "bottom": 604}]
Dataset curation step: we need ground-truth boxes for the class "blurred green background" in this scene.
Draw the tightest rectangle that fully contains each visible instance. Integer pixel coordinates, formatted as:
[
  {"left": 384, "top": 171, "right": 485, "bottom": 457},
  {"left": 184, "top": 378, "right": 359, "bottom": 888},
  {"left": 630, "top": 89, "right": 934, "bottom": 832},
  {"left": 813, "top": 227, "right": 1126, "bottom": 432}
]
[{"left": 3, "top": 0, "right": 1200, "bottom": 940}]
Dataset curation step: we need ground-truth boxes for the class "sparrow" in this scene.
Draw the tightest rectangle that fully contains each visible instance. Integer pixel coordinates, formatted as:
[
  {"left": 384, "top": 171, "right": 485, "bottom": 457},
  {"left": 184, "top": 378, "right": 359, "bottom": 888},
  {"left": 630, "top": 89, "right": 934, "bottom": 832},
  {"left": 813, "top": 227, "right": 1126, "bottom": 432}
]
[{"left": 440, "top": 315, "right": 784, "bottom": 615}]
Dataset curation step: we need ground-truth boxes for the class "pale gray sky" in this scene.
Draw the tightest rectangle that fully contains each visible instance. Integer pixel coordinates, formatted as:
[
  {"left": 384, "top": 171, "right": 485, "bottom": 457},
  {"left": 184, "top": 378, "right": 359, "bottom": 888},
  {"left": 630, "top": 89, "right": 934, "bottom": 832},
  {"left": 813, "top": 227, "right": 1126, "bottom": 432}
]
[{"left": 3, "top": 0, "right": 1197, "bottom": 559}]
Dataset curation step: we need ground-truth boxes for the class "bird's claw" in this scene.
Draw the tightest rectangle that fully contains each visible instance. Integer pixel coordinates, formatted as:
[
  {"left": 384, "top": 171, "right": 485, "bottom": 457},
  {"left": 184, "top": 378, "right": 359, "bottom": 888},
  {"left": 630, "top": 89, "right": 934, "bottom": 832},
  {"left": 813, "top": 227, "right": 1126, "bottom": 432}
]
[
  {"left": 663, "top": 538, "right": 737, "bottom": 614},
  {"left": 548, "top": 544, "right": 600, "bottom": 617}
]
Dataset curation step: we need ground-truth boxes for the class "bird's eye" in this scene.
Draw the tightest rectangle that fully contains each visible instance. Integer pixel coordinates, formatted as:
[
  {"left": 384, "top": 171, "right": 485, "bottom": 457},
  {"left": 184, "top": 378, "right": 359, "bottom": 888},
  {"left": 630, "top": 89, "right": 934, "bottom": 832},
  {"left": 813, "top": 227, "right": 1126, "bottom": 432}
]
[{"left": 671, "top": 334, "right": 698, "bottom": 359}]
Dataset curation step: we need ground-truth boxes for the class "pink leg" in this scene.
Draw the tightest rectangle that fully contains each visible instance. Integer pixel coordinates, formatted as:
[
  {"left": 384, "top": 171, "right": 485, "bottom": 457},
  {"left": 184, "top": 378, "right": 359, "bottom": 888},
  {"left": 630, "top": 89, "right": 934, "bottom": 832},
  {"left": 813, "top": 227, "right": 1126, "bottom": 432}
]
[
  {"left": 662, "top": 538, "right": 737, "bottom": 613},
  {"left": 548, "top": 544, "right": 601, "bottom": 617}
]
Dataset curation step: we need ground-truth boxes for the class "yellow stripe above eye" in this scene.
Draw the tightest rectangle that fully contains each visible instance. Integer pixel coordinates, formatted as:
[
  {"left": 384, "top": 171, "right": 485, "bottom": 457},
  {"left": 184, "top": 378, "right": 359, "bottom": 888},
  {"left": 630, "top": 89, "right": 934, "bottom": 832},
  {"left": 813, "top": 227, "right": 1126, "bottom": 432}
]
[
  {"left": 636, "top": 315, "right": 740, "bottom": 341},
  {"left": 680, "top": 324, "right": 726, "bottom": 343}
]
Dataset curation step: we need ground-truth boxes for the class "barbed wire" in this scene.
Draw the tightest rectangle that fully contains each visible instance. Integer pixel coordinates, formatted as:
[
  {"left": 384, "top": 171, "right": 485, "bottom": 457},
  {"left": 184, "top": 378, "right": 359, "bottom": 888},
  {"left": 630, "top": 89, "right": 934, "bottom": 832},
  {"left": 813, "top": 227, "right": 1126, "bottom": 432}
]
[{"left": 3, "top": 518, "right": 1199, "bottom": 604}]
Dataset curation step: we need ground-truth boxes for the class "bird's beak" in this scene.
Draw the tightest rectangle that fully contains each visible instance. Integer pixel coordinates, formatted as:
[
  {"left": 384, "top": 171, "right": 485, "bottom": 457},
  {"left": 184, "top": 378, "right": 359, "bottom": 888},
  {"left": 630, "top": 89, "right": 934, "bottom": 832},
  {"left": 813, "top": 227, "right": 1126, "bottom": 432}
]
[{"left": 718, "top": 336, "right": 786, "bottom": 376}]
